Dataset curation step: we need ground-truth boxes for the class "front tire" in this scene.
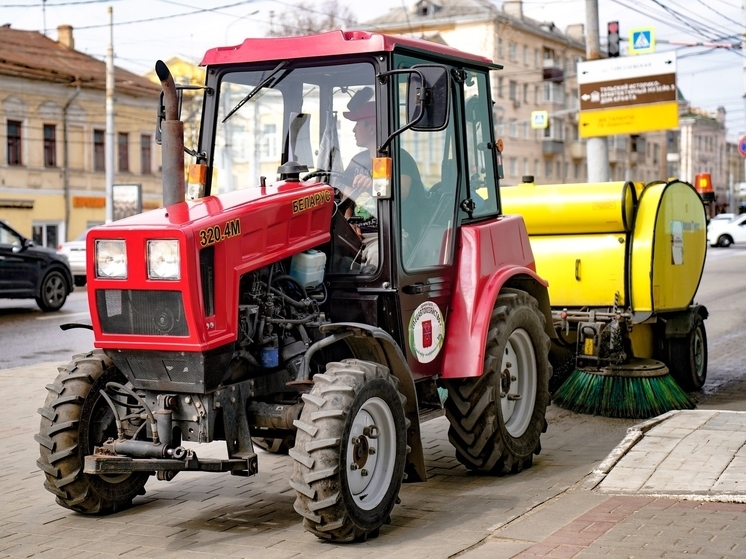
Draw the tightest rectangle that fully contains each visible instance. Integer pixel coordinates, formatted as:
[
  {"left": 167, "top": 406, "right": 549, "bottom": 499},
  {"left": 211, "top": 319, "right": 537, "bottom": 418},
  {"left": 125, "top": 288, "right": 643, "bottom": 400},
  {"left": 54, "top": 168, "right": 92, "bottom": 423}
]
[
  {"left": 36, "top": 350, "right": 150, "bottom": 514},
  {"left": 36, "top": 270, "right": 68, "bottom": 311},
  {"left": 667, "top": 314, "right": 708, "bottom": 391},
  {"left": 443, "top": 289, "right": 551, "bottom": 474},
  {"left": 290, "top": 359, "right": 407, "bottom": 542}
]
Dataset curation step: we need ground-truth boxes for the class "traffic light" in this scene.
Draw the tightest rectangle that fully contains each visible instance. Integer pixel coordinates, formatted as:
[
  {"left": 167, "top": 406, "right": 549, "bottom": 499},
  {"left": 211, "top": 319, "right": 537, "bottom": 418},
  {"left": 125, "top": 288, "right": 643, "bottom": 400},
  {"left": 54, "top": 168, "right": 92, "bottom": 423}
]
[{"left": 608, "top": 21, "right": 620, "bottom": 57}]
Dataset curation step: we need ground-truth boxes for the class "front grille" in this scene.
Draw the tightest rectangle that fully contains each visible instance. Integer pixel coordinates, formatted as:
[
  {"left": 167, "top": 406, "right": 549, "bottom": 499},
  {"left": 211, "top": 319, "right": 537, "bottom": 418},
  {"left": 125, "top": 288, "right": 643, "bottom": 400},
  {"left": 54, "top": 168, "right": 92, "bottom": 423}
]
[{"left": 97, "top": 289, "right": 189, "bottom": 336}]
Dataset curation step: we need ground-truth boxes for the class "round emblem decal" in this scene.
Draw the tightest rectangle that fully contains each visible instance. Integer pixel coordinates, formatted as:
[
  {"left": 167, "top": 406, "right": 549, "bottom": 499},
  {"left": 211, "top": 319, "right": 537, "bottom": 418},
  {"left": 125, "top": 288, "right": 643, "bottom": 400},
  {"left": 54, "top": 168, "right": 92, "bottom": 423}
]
[{"left": 408, "top": 301, "right": 445, "bottom": 363}]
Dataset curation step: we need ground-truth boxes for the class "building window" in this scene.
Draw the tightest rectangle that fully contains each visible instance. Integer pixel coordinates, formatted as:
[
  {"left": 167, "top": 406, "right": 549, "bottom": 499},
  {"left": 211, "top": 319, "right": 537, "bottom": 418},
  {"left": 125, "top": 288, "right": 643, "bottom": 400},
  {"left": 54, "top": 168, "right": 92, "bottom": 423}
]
[
  {"left": 509, "top": 81, "right": 518, "bottom": 101},
  {"left": 140, "top": 134, "right": 152, "bottom": 174},
  {"left": 32, "top": 222, "right": 59, "bottom": 249},
  {"left": 543, "top": 82, "right": 565, "bottom": 105},
  {"left": 93, "top": 129, "right": 105, "bottom": 172},
  {"left": 653, "top": 143, "right": 660, "bottom": 166},
  {"left": 509, "top": 119, "right": 518, "bottom": 138},
  {"left": 497, "top": 77, "right": 504, "bottom": 98},
  {"left": 118, "top": 132, "right": 129, "bottom": 172},
  {"left": 523, "top": 45, "right": 529, "bottom": 65},
  {"left": 523, "top": 83, "right": 529, "bottom": 103},
  {"left": 508, "top": 42, "right": 517, "bottom": 63},
  {"left": 534, "top": 85, "right": 539, "bottom": 105},
  {"left": 7, "top": 120, "right": 22, "bottom": 166},
  {"left": 498, "top": 38, "right": 503, "bottom": 58},
  {"left": 545, "top": 159, "right": 552, "bottom": 178},
  {"left": 260, "top": 123, "right": 278, "bottom": 160},
  {"left": 523, "top": 158, "right": 529, "bottom": 176},
  {"left": 43, "top": 124, "right": 56, "bottom": 167},
  {"left": 508, "top": 157, "right": 517, "bottom": 177},
  {"left": 534, "top": 48, "right": 540, "bottom": 69}
]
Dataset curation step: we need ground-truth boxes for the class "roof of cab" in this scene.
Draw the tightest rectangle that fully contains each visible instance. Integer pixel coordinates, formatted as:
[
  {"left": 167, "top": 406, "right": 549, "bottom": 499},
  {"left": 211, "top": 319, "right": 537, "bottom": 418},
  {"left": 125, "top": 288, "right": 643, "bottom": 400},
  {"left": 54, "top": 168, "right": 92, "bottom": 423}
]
[{"left": 200, "top": 30, "right": 501, "bottom": 69}]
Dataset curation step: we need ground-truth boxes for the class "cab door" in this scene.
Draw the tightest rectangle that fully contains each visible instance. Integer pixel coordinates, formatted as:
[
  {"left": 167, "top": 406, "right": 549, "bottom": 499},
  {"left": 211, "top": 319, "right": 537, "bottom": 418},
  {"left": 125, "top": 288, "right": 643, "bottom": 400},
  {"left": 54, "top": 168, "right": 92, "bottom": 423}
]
[
  {"left": 392, "top": 56, "right": 462, "bottom": 377},
  {"left": 394, "top": 61, "right": 501, "bottom": 378}
]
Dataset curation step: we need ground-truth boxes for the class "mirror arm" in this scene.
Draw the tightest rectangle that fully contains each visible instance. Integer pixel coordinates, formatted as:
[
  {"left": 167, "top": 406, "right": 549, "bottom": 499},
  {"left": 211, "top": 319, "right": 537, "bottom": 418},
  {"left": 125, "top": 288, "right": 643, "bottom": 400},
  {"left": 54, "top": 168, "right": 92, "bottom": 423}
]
[{"left": 376, "top": 68, "right": 426, "bottom": 152}]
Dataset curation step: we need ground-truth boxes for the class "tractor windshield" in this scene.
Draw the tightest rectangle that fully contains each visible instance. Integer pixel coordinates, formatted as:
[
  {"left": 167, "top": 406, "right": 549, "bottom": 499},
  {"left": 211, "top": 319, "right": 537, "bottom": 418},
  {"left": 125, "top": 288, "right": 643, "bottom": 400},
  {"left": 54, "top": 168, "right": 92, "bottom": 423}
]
[{"left": 211, "top": 62, "right": 377, "bottom": 194}]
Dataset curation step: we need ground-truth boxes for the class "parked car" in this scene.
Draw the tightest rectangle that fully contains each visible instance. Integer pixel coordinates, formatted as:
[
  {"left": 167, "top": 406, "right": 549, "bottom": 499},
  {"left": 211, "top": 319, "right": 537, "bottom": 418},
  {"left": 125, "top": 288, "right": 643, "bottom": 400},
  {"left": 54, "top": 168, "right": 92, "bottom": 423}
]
[
  {"left": 0, "top": 221, "right": 73, "bottom": 311},
  {"left": 57, "top": 228, "right": 90, "bottom": 287},
  {"left": 707, "top": 213, "right": 746, "bottom": 247},
  {"left": 708, "top": 213, "right": 735, "bottom": 228}
]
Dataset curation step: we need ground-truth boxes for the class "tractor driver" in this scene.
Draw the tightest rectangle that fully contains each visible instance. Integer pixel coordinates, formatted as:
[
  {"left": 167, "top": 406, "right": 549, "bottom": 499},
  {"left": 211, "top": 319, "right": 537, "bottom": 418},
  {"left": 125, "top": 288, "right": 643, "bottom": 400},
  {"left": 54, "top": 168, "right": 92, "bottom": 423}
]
[{"left": 339, "top": 93, "right": 425, "bottom": 271}]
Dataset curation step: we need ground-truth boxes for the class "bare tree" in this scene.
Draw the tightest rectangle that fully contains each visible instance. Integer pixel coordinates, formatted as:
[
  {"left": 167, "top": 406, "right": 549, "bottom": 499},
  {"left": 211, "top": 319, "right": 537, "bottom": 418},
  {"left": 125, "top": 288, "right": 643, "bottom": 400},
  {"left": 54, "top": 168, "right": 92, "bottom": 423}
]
[{"left": 268, "top": 0, "right": 358, "bottom": 37}]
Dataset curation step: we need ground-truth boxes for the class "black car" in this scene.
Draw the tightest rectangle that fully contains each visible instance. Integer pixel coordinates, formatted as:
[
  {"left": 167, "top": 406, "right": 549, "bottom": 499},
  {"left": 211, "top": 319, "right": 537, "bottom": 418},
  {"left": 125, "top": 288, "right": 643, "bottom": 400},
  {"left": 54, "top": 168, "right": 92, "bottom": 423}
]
[{"left": 0, "top": 221, "right": 73, "bottom": 311}]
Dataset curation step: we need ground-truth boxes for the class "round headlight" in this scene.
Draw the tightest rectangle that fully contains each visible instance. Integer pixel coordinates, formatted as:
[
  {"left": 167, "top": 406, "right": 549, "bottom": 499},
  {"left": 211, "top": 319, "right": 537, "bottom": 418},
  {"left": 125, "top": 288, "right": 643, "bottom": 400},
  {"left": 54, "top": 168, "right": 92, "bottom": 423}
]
[
  {"left": 148, "top": 240, "right": 180, "bottom": 280},
  {"left": 95, "top": 239, "right": 127, "bottom": 279}
]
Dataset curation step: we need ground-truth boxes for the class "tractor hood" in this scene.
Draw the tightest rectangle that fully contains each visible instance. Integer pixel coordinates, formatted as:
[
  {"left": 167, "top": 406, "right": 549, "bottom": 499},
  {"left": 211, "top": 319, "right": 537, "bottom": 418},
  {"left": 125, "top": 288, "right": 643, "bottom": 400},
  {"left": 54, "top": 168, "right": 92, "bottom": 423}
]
[{"left": 86, "top": 181, "right": 334, "bottom": 352}]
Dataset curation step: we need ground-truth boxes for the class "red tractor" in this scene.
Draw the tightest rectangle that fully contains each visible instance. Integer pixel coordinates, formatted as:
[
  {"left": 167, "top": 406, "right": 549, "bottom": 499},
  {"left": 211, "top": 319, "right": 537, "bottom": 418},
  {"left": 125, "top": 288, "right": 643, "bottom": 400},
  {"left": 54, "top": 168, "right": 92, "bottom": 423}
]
[{"left": 37, "top": 31, "right": 553, "bottom": 542}]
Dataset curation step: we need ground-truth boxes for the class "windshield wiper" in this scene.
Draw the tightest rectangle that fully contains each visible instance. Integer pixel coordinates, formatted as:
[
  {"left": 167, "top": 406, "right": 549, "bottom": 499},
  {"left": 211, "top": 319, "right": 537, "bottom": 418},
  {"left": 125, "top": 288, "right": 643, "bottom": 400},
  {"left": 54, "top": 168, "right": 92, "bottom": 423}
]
[{"left": 222, "top": 61, "right": 289, "bottom": 123}]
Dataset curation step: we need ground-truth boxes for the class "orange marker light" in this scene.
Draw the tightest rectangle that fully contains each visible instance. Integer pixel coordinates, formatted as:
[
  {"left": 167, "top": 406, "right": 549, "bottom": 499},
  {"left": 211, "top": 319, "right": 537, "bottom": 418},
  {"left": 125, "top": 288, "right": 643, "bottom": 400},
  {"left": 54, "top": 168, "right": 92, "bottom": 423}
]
[
  {"left": 188, "top": 163, "right": 208, "bottom": 199},
  {"left": 694, "top": 172, "right": 715, "bottom": 202},
  {"left": 372, "top": 157, "right": 392, "bottom": 198}
]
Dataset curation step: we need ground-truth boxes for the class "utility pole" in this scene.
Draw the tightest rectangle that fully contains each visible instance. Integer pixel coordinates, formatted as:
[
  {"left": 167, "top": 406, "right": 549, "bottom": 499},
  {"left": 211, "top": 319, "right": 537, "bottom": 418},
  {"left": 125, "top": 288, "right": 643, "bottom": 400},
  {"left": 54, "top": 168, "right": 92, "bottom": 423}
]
[
  {"left": 585, "top": 0, "right": 609, "bottom": 182},
  {"left": 63, "top": 85, "right": 81, "bottom": 242},
  {"left": 105, "top": 6, "right": 115, "bottom": 223},
  {"left": 729, "top": 0, "right": 746, "bottom": 214}
]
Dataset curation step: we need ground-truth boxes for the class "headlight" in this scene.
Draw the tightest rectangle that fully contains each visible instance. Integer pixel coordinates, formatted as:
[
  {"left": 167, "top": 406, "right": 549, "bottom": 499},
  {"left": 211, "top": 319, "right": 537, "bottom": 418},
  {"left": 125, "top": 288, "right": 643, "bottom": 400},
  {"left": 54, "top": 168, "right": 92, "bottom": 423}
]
[
  {"left": 95, "top": 240, "right": 127, "bottom": 279},
  {"left": 147, "top": 239, "right": 180, "bottom": 280}
]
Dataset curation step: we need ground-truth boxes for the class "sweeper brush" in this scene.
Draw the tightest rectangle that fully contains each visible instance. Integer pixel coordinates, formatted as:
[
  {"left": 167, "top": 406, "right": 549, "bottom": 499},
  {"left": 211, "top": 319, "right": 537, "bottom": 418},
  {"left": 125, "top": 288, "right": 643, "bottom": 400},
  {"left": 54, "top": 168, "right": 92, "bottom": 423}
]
[{"left": 502, "top": 178, "right": 708, "bottom": 419}]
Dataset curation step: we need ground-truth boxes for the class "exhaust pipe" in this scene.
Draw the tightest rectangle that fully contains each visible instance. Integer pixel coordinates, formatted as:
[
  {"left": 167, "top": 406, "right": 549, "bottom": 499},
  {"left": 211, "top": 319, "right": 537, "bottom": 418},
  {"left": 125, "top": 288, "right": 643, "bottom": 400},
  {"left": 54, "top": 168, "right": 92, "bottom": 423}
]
[{"left": 155, "top": 60, "right": 186, "bottom": 207}]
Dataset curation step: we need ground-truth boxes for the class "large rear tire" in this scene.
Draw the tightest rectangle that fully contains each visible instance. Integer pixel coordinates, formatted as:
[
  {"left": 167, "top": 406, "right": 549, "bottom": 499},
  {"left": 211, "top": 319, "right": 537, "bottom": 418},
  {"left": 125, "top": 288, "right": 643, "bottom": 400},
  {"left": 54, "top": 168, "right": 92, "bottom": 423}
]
[
  {"left": 443, "top": 289, "right": 551, "bottom": 474},
  {"left": 36, "top": 350, "right": 150, "bottom": 514},
  {"left": 667, "top": 314, "right": 708, "bottom": 391},
  {"left": 290, "top": 359, "right": 407, "bottom": 542}
]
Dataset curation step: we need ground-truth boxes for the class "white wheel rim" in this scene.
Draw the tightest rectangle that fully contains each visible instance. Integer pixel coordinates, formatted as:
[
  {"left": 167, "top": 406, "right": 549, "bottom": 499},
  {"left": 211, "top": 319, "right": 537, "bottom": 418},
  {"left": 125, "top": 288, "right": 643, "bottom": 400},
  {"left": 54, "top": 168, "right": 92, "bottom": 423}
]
[
  {"left": 499, "top": 328, "right": 537, "bottom": 438},
  {"left": 346, "top": 397, "right": 396, "bottom": 511},
  {"left": 693, "top": 327, "right": 705, "bottom": 381}
]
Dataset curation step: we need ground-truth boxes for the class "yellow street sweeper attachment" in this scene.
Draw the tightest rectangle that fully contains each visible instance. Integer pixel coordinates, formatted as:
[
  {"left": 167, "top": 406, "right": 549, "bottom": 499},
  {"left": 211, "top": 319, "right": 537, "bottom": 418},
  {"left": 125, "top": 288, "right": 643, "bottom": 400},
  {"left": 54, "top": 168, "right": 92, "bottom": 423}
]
[{"left": 502, "top": 177, "right": 708, "bottom": 418}]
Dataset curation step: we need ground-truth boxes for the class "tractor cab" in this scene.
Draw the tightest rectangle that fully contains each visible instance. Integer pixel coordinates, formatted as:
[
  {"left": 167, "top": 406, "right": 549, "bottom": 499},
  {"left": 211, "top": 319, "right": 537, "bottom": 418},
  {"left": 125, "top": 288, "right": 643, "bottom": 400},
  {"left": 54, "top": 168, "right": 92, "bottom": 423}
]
[{"left": 193, "top": 31, "right": 503, "bottom": 377}]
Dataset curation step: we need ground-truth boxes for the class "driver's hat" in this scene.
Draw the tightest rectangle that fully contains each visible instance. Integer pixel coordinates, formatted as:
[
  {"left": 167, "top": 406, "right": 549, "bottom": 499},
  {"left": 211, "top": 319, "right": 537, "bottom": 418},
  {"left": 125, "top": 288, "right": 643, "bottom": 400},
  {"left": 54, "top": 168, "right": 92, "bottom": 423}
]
[
  {"left": 343, "top": 87, "right": 375, "bottom": 121},
  {"left": 343, "top": 102, "right": 375, "bottom": 121}
]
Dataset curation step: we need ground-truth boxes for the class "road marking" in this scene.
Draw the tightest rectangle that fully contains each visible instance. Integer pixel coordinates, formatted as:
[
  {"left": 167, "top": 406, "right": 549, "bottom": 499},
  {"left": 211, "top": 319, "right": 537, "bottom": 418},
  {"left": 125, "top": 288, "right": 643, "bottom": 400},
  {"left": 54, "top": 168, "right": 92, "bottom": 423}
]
[{"left": 36, "top": 312, "right": 90, "bottom": 321}]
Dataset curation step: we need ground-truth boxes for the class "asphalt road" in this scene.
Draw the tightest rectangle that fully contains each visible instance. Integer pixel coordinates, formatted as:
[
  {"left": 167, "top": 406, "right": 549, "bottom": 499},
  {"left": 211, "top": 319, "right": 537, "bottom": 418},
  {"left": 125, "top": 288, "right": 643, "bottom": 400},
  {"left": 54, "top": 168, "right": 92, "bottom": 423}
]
[
  {"left": 0, "top": 244, "right": 744, "bottom": 394},
  {"left": 0, "top": 286, "right": 95, "bottom": 370}
]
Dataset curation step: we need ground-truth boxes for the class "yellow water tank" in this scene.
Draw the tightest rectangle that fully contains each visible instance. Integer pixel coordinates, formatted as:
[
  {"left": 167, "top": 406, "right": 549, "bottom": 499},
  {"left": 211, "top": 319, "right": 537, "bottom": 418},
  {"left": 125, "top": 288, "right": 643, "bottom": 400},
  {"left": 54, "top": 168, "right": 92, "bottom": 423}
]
[{"left": 501, "top": 179, "right": 706, "bottom": 313}]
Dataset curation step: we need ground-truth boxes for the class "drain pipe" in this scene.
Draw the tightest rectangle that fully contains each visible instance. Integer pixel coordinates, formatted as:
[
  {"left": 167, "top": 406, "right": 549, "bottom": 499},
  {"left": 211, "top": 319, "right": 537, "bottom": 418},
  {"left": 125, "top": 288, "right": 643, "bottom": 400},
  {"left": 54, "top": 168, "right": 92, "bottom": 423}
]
[{"left": 155, "top": 60, "right": 185, "bottom": 207}]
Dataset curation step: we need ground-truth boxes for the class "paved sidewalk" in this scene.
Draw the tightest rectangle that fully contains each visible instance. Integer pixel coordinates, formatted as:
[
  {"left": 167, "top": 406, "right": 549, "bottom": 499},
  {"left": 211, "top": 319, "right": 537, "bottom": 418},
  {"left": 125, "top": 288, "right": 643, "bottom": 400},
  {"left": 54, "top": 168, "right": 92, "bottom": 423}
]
[{"left": 462, "top": 410, "right": 746, "bottom": 559}]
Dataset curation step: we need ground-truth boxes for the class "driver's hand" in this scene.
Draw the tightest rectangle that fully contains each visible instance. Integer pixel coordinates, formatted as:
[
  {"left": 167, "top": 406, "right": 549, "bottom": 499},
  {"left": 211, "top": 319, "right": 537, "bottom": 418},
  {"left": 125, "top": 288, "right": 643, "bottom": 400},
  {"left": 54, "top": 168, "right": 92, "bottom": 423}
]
[{"left": 352, "top": 174, "right": 372, "bottom": 190}]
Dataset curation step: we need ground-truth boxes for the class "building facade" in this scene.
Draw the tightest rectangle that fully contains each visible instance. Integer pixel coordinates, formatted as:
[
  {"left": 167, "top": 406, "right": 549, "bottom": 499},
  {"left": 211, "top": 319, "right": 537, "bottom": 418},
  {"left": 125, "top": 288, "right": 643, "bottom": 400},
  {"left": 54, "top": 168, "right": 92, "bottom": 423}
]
[
  {"left": 365, "top": 0, "right": 724, "bottom": 192},
  {"left": 0, "top": 24, "right": 162, "bottom": 246}
]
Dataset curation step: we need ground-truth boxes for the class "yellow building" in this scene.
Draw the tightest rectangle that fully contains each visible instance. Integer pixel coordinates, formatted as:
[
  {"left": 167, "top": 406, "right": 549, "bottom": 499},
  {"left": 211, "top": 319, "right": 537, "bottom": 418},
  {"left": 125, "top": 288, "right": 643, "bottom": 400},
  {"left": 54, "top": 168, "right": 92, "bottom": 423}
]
[{"left": 0, "top": 24, "right": 162, "bottom": 246}]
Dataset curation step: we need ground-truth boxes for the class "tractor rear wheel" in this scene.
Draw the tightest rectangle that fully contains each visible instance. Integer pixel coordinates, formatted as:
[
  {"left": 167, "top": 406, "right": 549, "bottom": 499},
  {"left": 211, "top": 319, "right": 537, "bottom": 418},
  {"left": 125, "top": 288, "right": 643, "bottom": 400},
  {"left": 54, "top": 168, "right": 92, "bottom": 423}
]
[
  {"left": 443, "top": 289, "right": 551, "bottom": 474},
  {"left": 667, "top": 313, "right": 708, "bottom": 391},
  {"left": 36, "top": 350, "right": 150, "bottom": 514},
  {"left": 290, "top": 359, "right": 407, "bottom": 542}
]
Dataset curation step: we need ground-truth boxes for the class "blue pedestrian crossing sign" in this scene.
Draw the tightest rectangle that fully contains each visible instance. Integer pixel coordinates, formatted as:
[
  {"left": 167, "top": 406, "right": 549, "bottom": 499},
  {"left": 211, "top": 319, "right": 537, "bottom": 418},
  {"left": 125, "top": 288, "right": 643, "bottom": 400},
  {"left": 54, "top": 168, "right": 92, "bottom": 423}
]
[
  {"left": 531, "top": 110, "right": 549, "bottom": 129},
  {"left": 629, "top": 27, "right": 655, "bottom": 55}
]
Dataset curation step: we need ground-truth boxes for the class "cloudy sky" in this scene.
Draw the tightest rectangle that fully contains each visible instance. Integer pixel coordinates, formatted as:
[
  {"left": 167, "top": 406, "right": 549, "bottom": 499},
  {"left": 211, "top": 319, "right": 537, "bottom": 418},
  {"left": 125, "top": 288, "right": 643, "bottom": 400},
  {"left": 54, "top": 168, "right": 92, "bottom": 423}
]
[{"left": 3, "top": 0, "right": 744, "bottom": 139}]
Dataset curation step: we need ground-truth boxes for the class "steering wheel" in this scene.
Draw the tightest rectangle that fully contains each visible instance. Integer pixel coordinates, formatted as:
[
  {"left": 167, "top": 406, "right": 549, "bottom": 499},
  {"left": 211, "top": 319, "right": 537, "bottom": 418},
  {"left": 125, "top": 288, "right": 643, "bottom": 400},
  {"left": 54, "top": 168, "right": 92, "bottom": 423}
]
[{"left": 302, "top": 170, "right": 347, "bottom": 183}]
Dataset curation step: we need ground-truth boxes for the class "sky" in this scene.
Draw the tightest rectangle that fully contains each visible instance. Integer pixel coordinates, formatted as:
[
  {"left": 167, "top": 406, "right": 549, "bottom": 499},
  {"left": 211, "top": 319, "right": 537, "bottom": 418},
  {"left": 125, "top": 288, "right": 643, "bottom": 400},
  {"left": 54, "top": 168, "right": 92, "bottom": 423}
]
[{"left": 2, "top": 0, "right": 745, "bottom": 140}]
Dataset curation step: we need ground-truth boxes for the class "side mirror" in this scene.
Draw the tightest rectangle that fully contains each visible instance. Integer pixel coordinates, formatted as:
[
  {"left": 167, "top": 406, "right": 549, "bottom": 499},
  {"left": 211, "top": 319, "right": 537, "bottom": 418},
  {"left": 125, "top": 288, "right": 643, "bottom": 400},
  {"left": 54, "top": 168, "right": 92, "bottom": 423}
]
[{"left": 407, "top": 65, "right": 450, "bottom": 131}]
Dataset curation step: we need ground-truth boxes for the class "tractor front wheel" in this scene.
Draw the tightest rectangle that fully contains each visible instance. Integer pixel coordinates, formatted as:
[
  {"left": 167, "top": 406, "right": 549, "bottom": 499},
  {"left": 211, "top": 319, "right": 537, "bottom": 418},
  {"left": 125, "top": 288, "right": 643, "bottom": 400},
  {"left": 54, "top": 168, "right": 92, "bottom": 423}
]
[
  {"left": 290, "top": 359, "right": 407, "bottom": 542},
  {"left": 36, "top": 350, "right": 150, "bottom": 514},
  {"left": 443, "top": 288, "right": 551, "bottom": 474}
]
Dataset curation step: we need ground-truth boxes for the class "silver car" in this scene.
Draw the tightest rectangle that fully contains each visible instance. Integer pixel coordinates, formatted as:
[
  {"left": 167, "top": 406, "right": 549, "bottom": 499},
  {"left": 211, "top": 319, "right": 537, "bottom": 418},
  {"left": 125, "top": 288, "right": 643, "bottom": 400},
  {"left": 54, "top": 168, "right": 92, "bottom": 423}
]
[{"left": 57, "top": 229, "right": 90, "bottom": 286}]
